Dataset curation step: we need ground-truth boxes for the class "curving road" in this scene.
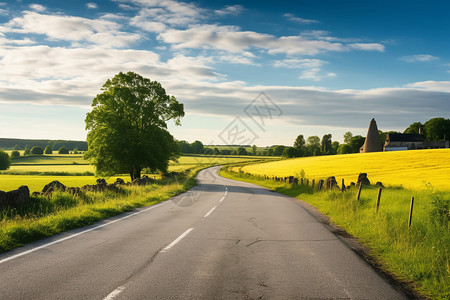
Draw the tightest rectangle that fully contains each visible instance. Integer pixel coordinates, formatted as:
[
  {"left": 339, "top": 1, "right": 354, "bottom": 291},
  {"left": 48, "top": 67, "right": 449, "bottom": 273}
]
[{"left": 0, "top": 167, "right": 406, "bottom": 299}]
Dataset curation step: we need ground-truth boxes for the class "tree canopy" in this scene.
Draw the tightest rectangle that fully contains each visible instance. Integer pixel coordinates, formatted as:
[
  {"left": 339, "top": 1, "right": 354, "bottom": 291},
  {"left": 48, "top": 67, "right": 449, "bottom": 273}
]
[
  {"left": 306, "top": 136, "right": 321, "bottom": 156},
  {"left": 58, "top": 146, "right": 69, "bottom": 154},
  {"left": 0, "top": 150, "right": 11, "bottom": 170},
  {"left": 190, "top": 140, "right": 204, "bottom": 154},
  {"left": 321, "top": 134, "right": 332, "bottom": 155},
  {"left": 273, "top": 145, "right": 286, "bottom": 156},
  {"left": 44, "top": 145, "right": 52, "bottom": 154},
  {"left": 404, "top": 122, "right": 423, "bottom": 134},
  {"left": 343, "top": 131, "right": 353, "bottom": 144},
  {"left": 423, "top": 118, "right": 450, "bottom": 141},
  {"left": 30, "top": 146, "right": 44, "bottom": 155},
  {"left": 84, "top": 71, "right": 184, "bottom": 180}
]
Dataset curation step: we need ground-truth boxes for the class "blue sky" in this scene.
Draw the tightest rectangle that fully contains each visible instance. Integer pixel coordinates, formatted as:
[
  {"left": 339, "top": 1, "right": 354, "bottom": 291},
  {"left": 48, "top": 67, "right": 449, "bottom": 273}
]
[{"left": 0, "top": 0, "right": 449, "bottom": 146}]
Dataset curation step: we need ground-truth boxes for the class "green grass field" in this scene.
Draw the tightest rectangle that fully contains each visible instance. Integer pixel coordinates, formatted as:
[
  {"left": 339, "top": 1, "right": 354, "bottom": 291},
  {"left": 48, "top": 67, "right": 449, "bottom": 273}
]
[
  {"left": 11, "top": 155, "right": 88, "bottom": 165},
  {"left": 0, "top": 175, "right": 99, "bottom": 192},
  {"left": 0, "top": 154, "right": 274, "bottom": 192}
]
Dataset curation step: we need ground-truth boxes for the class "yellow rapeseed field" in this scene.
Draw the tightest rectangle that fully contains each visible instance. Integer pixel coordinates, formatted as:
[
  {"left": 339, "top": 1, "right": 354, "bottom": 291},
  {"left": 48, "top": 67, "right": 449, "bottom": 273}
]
[{"left": 240, "top": 149, "right": 450, "bottom": 191}]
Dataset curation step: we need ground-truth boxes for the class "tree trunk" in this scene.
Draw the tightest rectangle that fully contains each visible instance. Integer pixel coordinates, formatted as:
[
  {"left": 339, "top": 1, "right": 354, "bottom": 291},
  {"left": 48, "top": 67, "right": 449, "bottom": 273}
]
[{"left": 130, "top": 167, "right": 141, "bottom": 181}]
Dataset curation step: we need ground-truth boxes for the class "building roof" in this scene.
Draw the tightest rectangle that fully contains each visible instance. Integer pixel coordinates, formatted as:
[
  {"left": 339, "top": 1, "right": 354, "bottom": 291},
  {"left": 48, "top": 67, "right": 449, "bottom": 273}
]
[
  {"left": 361, "top": 118, "right": 382, "bottom": 153},
  {"left": 385, "top": 133, "right": 424, "bottom": 143}
]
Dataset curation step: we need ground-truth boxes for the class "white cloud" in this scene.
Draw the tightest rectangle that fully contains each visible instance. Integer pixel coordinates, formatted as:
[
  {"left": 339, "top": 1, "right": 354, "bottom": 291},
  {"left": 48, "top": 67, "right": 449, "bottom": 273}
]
[
  {"left": 299, "top": 69, "right": 336, "bottom": 81},
  {"left": 0, "top": 8, "right": 7, "bottom": 16},
  {"left": 129, "top": 8, "right": 168, "bottom": 32},
  {"left": 86, "top": 3, "right": 98, "bottom": 9},
  {"left": 214, "top": 5, "right": 244, "bottom": 16},
  {"left": 29, "top": 4, "right": 46, "bottom": 12},
  {"left": 348, "top": 43, "right": 385, "bottom": 52},
  {"left": 284, "top": 13, "right": 319, "bottom": 24},
  {"left": 0, "top": 37, "right": 36, "bottom": 45},
  {"left": 116, "top": 0, "right": 204, "bottom": 27},
  {"left": 400, "top": 54, "right": 439, "bottom": 62},
  {"left": 273, "top": 58, "right": 326, "bottom": 69},
  {"left": 118, "top": 4, "right": 136, "bottom": 10},
  {"left": 217, "top": 54, "right": 256, "bottom": 65},
  {"left": 5, "top": 11, "right": 141, "bottom": 48},
  {"left": 273, "top": 58, "right": 336, "bottom": 81},
  {"left": 406, "top": 81, "right": 450, "bottom": 92},
  {"left": 159, "top": 24, "right": 384, "bottom": 56}
]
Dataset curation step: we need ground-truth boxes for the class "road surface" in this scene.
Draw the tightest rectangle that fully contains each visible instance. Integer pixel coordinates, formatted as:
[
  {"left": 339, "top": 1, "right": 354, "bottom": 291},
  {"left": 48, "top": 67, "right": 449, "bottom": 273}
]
[{"left": 0, "top": 167, "right": 406, "bottom": 299}]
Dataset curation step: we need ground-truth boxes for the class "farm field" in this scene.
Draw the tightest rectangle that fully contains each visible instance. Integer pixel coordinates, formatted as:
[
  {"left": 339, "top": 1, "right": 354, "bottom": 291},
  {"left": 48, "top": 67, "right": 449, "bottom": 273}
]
[
  {"left": 0, "top": 154, "right": 273, "bottom": 192},
  {"left": 0, "top": 175, "right": 98, "bottom": 192},
  {"left": 239, "top": 149, "right": 450, "bottom": 191}
]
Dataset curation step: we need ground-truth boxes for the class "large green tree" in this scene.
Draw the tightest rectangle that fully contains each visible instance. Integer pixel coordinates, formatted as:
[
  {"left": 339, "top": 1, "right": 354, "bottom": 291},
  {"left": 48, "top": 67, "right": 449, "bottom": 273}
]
[
  {"left": 349, "top": 135, "right": 365, "bottom": 153},
  {"left": 321, "top": 134, "right": 332, "bottom": 155},
  {"left": 190, "top": 140, "right": 204, "bottom": 154},
  {"left": 337, "top": 144, "right": 353, "bottom": 154},
  {"left": 85, "top": 72, "right": 184, "bottom": 180},
  {"left": 293, "top": 134, "right": 305, "bottom": 157},
  {"left": 44, "top": 145, "right": 53, "bottom": 154},
  {"left": 0, "top": 150, "right": 11, "bottom": 170},
  {"left": 306, "top": 136, "right": 321, "bottom": 156},
  {"left": 423, "top": 118, "right": 450, "bottom": 141},
  {"left": 273, "top": 145, "right": 286, "bottom": 156},
  {"left": 343, "top": 131, "right": 353, "bottom": 144},
  {"left": 404, "top": 122, "right": 423, "bottom": 134},
  {"left": 177, "top": 140, "right": 193, "bottom": 154}
]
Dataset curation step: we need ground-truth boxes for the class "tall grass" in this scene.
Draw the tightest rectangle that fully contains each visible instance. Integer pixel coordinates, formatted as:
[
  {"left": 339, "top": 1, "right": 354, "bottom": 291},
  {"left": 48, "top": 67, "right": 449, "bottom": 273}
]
[
  {"left": 220, "top": 168, "right": 449, "bottom": 299},
  {"left": 0, "top": 172, "right": 197, "bottom": 253}
]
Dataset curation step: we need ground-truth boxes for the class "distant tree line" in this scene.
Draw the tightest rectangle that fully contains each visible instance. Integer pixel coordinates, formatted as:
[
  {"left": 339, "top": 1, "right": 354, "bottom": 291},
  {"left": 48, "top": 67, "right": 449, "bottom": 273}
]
[
  {"left": 0, "top": 138, "right": 87, "bottom": 151},
  {"left": 281, "top": 117, "right": 450, "bottom": 158},
  {"left": 177, "top": 140, "right": 252, "bottom": 156},
  {"left": 3, "top": 145, "right": 79, "bottom": 159}
]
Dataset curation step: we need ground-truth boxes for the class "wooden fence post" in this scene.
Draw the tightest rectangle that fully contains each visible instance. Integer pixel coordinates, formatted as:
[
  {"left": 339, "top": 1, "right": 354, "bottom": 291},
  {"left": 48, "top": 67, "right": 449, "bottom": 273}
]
[
  {"left": 312, "top": 179, "right": 315, "bottom": 189},
  {"left": 301, "top": 178, "right": 303, "bottom": 185},
  {"left": 317, "top": 180, "right": 322, "bottom": 191},
  {"left": 408, "top": 197, "right": 414, "bottom": 228},
  {"left": 376, "top": 188, "right": 382, "bottom": 212},
  {"left": 341, "top": 179, "right": 345, "bottom": 192},
  {"left": 356, "top": 182, "right": 362, "bottom": 202},
  {"left": 306, "top": 179, "right": 309, "bottom": 187}
]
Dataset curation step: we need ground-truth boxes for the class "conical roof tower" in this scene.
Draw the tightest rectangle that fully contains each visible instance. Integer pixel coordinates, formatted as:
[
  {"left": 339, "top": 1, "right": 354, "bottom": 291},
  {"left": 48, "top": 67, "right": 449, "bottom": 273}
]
[{"left": 361, "top": 118, "right": 382, "bottom": 153}]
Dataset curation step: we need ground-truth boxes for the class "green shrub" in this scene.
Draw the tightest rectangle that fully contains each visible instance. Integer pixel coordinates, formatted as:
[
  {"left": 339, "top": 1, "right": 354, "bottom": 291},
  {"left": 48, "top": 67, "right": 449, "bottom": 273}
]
[
  {"left": 0, "top": 150, "right": 11, "bottom": 170},
  {"left": 337, "top": 144, "right": 353, "bottom": 154},
  {"left": 282, "top": 147, "right": 299, "bottom": 158},
  {"left": 24, "top": 147, "right": 31, "bottom": 156},
  {"left": 44, "top": 145, "right": 52, "bottom": 154},
  {"left": 73, "top": 148, "right": 79, "bottom": 154},
  {"left": 58, "top": 146, "right": 69, "bottom": 154},
  {"left": 11, "top": 150, "right": 20, "bottom": 158},
  {"left": 30, "top": 146, "right": 44, "bottom": 155},
  {"left": 273, "top": 145, "right": 285, "bottom": 156}
]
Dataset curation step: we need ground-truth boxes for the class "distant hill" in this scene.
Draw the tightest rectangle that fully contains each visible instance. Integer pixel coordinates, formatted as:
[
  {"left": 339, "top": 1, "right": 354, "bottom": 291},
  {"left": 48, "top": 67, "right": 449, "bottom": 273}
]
[{"left": 0, "top": 138, "right": 88, "bottom": 151}]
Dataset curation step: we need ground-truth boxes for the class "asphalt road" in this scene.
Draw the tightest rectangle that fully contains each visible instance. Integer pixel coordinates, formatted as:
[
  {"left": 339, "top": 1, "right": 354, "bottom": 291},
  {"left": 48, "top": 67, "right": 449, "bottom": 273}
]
[{"left": 0, "top": 167, "right": 406, "bottom": 299}]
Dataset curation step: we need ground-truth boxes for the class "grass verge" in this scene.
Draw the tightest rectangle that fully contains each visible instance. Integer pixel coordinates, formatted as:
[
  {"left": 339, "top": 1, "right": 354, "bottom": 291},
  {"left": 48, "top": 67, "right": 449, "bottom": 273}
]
[{"left": 220, "top": 167, "right": 449, "bottom": 300}]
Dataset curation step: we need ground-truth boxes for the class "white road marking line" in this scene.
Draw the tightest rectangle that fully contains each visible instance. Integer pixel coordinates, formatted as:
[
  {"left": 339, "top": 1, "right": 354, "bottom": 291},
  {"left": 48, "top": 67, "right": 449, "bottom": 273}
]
[
  {"left": 0, "top": 202, "right": 168, "bottom": 265},
  {"left": 219, "top": 197, "right": 225, "bottom": 203},
  {"left": 203, "top": 206, "right": 217, "bottom": 218},
  {"left": 161, "top": 228, "right": 193, "bottom": 253},
  {"left": 104, "top": 286, "right": 126, "bottom": 300}
]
